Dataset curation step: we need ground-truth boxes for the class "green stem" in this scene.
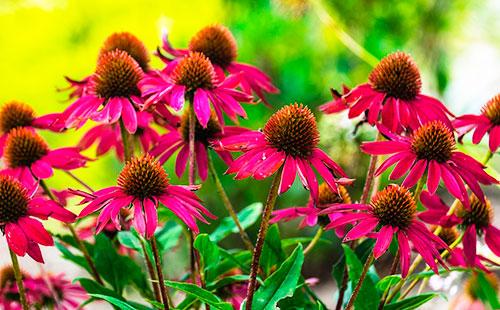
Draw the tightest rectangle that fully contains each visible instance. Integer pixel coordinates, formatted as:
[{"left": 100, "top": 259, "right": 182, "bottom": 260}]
[
  {"left": 378, "top": 252, "right": 399, "bottom": 309},
  {"left": 245, "top": 168, "right": 283, "bottom": 310},
  {"left": 303, "top": 227, "right": 323, "bottom": 255},
  {"left": 188, "top": 104, "right": 196, "bottom": 185},
  {"left": 39, "top": 179, "right": 103, "bottom": 285},
  {"left": 150, "top": 237, "right": 170, "bottom": 310},
  {"left": 413, "top": 176, "right": 425, "bottom": 200},
  {"left": 119, "top": 118, "right": 134, "bottom": 161},
  {"left": 140, "top": 238, "right": 162, "bottom": 303},
  {"left": 345, "top": 253, "right": 375, "bottom": 310},
  {"left": 208, "top": 153, "right": 254, "bottom": 252},
  {"left": 9, "top": 249, "right": 29, "bottom": 310},
  {"left": 483, "top": 149, "right": 494, "bottom": 164}
]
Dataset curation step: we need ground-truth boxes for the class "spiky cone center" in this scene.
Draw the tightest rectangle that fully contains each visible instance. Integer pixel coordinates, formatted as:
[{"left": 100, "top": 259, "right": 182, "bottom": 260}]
[
  {"left": 189, "top": 25, "right": 237, "bottom": 69},
  {"left": 0, "top": 175, "right": 29, "bottom": 225},
  {"left": 465, "top": 273, "right": 498, "bottom": 300},
  {"left": 435, "top": 226, "right": 459, "bottom": 246},
  {"left": 180, "top": 109, "right": 221, "bottom": 145},
  {"left": 370, "top": 185, "right": 416, "bottom": 229},
  {"left": 481, "top": 94, "right": 500, "bottom": 125},
  {"left": 0, "top": 101, "right": 35, "bottom": 134},
  {"left": 118, "top": 154, "right": 169, "bottom": 199},
  {"left": 317, "top": 184, "right": 351, "bottom": 227},
  {"left": 264, "top": 103, "right": 319, "bottom": 158},
  {"left": 411, "top": 121, "right": 455, "bottom": 163},
  {"left": 93, "top": 50, "right": 143, "bottom": 99},
  {"left": 4, "top": 127, "right": 49, "bottom": 168},
  {"left": 457, "top": 195, "right": 493, "bottom": 232},
  {"left": 99, "top": 32, "right": 150, "bottom": 71},
  {"left": 172, "top": 52, "right": 215, "bottom": 92},
  {"left": 369, "top": 52, "right": 422, "bottom": 101}
]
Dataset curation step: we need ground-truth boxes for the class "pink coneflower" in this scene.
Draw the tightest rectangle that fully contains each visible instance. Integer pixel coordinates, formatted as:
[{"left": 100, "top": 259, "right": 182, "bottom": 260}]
[
  {"left": 74, "top": 154, "right": 215, "bottom": 238},
  {"left": 150, "top": 110, "right": 247, "bottom": 181},
  {"left": 140, "top": 52, "right": 253, "bottom": 127},
  {"left": 321, "top": 185, "right": 449, "bottom": 277},
  {"left": 319, "top": 86, "right": 350, "bottom": 114},
  {"left": 2, "top": 128, "right": 88, "bottom": 185},
  {"left": 35, "top": 273, "right": 87, "bottom": 310},
  {"left": 270, "top": 183, "right": 351, "bottom": 235},
  {"left": 61, "top": 50, "right": 144, "bottom": 133},
  {"left": 361, "top": 121, "right": 497, "bottom": 205},
  {"left": 343, "top": 52, "right": 453, "bottom": 133},
  {"left": 455, "top": 94, "right": 500, "bottom": 153},
  {"left": 0, "top": 175, "right": 76, "bottom": 262},
  {"left": 0, "top": 101, "right": 64, "bottom": 156},
  {"left": 419, "top": 191, "right": 500, "bottom": 267},
  {"left": 60, "top": 32, "right": 151, "bottom": 101},
  {"left": 215, "top": 103, "right": 349, "bottom": 202},
  {"left": 160, "top": 24, "right": 278, "bottom": 105},
  {"left": 0, "top": 266, "right": 42, "bottom": 309},
  {"left": 78, "top": 111, "right": 159, "bottom": 161}
]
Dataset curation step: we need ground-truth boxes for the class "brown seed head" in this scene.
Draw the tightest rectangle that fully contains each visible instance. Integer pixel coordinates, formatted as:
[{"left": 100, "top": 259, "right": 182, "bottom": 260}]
[
  {"left": 371, "top": 185, "right": 416, "bottom": 229},
  {"left": 118, "top": 154, "right": 169, "bottom": 199},
  {"left": 189, "top": 25, "right": 237, "bottom": 69},
  {"left": 4, "top": 128, "right": 49, "bottom": 168},
  {"left": 411, "top": 121, "right": 455, "bottom": 163}
]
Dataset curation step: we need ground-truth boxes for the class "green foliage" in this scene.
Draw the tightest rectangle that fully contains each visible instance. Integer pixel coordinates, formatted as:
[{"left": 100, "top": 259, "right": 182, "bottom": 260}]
[
  {"left": 385, "top": 293, "right": 440, "bottom": 310},
  {"left": 210, "top": 202, "right": 263, "bottom": 242},
  {"left": 164, "top": 281, "right": 234, "bottom": 310},
  {"left": 260, "top": 224, "right": 286, "bottom": 276}
]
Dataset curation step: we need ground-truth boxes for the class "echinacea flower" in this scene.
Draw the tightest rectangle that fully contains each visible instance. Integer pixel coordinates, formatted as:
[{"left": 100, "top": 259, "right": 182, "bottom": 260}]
[
  {"left": 160, "top": 24, "right": 278, "bottom": 105},
  {"left": 34, "top": 273, "right": 87, "bottom": 310},
  {"left": 78, "top": 111, "right": 159, "bottom": 161},
  {"left": 419, "top": 191, "right": 500, "bottom": 267},
  {"left": 0, "top": 175, "right": 76, "bottom": 262},
  {"left": 215, "top": 103, "right": 350, "bottom": 202},
  {"left": 455, "top": 94, "right": 500, "bottom": 152},
  {"left": 2, "top": 128, "right": 88, "bottom": 184},
  {"left": 60, "top": 32, "right": 151, "bottom": 101},
  {"left": 319, "top": 86, "right": 350, "bottom": 114},
  {"left": 270, "top": 183, "right": 351, "bottom": 235},
  {"left": 61, "top": 50, "right": 144, "bottom": 133},
  {"left": 140, "top": 52, "right": 253, "bottom": 127},
  {"left": 0, "top": 266, "right": 42, "bottom": 309},
  {"left": 321, "top": 185, "right": 449, "bottom": 277},
  {"left": 343, "top": 52, "right": 453, "bottom": 133},
  {"left": 74, "top": 154, "right": 215, "bottom": 238},
  {"left": 0, "top": 101, "right": 64, "bottom": 156},
  {"left": 361, "top": 121, "right": 497, "bottom": 205},
  {"left": 150, "top": 110, "right": 247, "bottom": 181}
]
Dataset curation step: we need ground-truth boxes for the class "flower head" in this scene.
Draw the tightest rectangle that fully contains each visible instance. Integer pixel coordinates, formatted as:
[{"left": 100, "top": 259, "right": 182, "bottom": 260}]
[
  {"left": 99, "top": 32, "right": 150, "bottom": 71},
  {"left": 61, "top": 50, "right": 144, "bottom": 133},
  {"left": 0, "top": 175, "right": 76, "bottom": 262},
  {"left": 342, "top": 52, "right": 453, "bottom": 133},
  {"left": 216, "top": 103, "right": 350, "bottom": 202},
  {"left": 159, "top": 24, "right": 278, "bottom": 105},
  {"left": 321, "top": 185, "right": 449, "bottom": 277},
  {"left": 455, "top": 94, "right": 500, "bottom": 152},
  {"left": 362, "top": 121, "right": 498, "bottom": 205},
  {"left": 2, "top": 127, "right": 88, "bottom": 184},
  {"left": 75, "top": 154, "right": 215, "bottom": 238}
]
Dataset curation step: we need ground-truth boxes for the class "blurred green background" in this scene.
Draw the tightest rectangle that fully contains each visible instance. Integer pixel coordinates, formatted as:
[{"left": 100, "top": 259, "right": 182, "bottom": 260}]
[{"left": 1, "top": 0, "right": 499, "bottom": 300}]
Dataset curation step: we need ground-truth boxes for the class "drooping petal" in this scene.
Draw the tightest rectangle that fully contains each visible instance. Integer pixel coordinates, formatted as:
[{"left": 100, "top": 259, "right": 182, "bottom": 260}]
[
  {"left": 373, "top": 225, "right": 395, "bottom": 258},
  {"left": 462, "top": 224, "right": 477, "bottom": 267}
]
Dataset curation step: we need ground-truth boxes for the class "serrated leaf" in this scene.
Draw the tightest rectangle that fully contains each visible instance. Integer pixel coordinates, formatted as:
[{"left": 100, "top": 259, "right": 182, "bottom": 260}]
[
  {"left": 210, "top": 202, "right": 263, "bottom": 242},
  {"left": 251, "top": 244, "right": 304, "bottom": 310},
  {"left": 385, "top": 293, "right": 440, "bottom": 310},
  {"left": 164, "top": 280, "right": 233, "bottom": 310}
]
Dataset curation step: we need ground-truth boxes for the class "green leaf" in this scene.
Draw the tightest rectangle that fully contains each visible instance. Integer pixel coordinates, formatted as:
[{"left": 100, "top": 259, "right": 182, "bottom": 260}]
[
  {"left": 215, "top": 249, "right": 252, "bottom": 275},
  {"left": 164, "top": 280, "right": 233, "bottom": 310},
  {"left": 55, "top": 241, "right": 90, "bottom": 272},
  {"left": 376, "top": 275, "right": 401, "bottom": 292},
  {"left": 206, "top": 275, "right": 251, "bottom": 291},
  {"left": 88, "top": 294, "right": 150, "bottom": 310},
  {"left": 155, "top": 221, "right": 183, "bottom": 254},
  {"left": 476, "top": 272, "right": 500, "bottom": 308},
  {"left": 342, "top": 244, "right": 379, "bottom": 310},
  {"left": 210, "top": 202, "right": 263, "bottom": 242},
  {"left": 260, "top": 224, "right": 286, "bottom": 276},
  {"left": 251, "top": 244, "right": 305, "bottom": 310},
  {"left": 385, "top": 293, "right": 440, "bottom": 310},
  {"left": 76, "top": 278, "right": 123, "bottom": 300},
  {"left": 117, "top": 231, "right": 142, "bottom": 252},
  {"left": 281, "top": 237, "right": 329, "bottom": 249},
  {"left": 194, "top": 233, "right": 221, "bottom": 282}
]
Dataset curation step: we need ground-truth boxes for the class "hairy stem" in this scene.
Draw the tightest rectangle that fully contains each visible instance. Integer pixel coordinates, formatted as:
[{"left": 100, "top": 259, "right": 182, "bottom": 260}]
[
  {"left": 208, "top": 153, "right": 254, "bottom": 252},
  {"left": 151, "top": 237, "right": 170, "bottom": 310},
  {"left": 245, "top": 168, "right": 283, "bottom": 310},
  {"left": 9, "top": 249, "right": 29, "bottom": 310},
  {"left": 345, "top": 253, "right": 375, "bottom": 310}
]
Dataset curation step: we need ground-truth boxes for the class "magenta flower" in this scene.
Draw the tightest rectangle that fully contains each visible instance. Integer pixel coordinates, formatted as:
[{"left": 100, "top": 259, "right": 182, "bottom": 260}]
[
  {"left": 454, "top": 94, "right": 500, "bottom": 152},
  {"left": 78, "top": 111, "right": 159, "bottom": 161},
  {"left": 35, "top": 273, "right": 87, "bottom": 309},
  {"left": 61, "top": 50, "right": 144, "bottom": 133},
  {"left": 150, "top": 111, "right": 248, "bottom": 181},
  {"left": 0, "top": 175, "right": 76, "bottom": 262},
  {"left": 319, "top": 85, "right": 350, "bottom": 114},
  {"left": 74, "top": 154, "right": 215, "bottom": 238},
  {"left": 321, "top": 185, "right": 449, "bottom": 277},
  {"left": 2, "top": 128, "right": 88, "bottom": 185},
  {"left": 270, "top": 183, "right": 351, "bottom": 235},
  {"left": 419, "top": 191, "right": 500, "bottom": 267},
  {"left": 159, "top": 24, "right": 278, "bottom": 105},
  {"left": 215, "top": 103, "right": 350, "bottom": 202},
  {"left": 361, "top": 121, "right": 497, "bottom": 205},
  {"left": 140, "top": 52, "right": 253, "bottom": 127},
  {"left": 343, "top": 52, "right": 453, "bottom": 133}
]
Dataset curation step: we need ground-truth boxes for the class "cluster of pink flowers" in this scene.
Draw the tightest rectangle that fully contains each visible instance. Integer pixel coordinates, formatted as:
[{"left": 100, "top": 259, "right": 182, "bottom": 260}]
[{"left": 0, "top": 23, "right": 498, "bottom": 310}]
